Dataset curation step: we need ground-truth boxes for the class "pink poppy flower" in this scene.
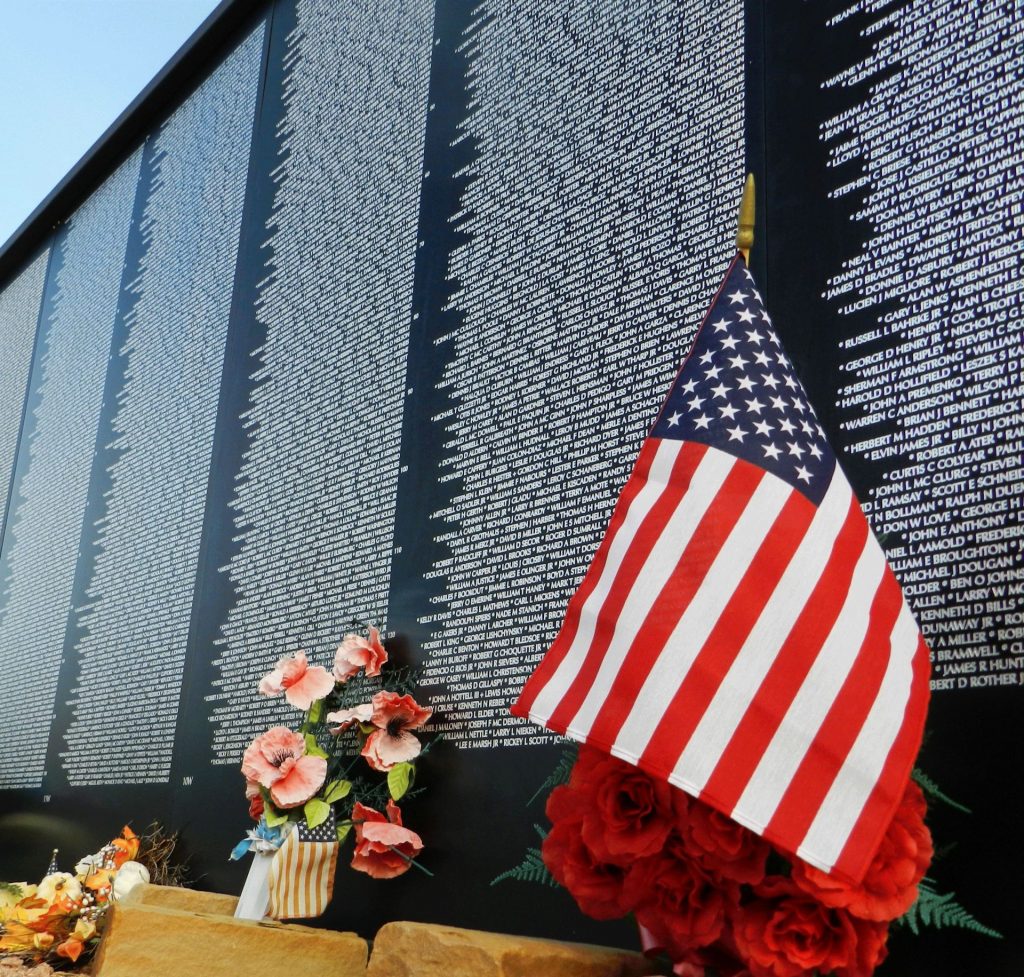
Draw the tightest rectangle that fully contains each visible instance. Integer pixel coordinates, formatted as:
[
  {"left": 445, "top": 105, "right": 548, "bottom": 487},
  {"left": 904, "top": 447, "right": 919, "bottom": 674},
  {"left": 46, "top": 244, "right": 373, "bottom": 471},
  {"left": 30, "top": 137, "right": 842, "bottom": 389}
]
[
  {"left": 258, "top": 650, "right": 335, "bottom": 710},
  {"left": 325, "top": 702, "right": 373, "bottom": 733},
  {"left": 360, "top": 690, "right": 432, "bottom": 772},
  {"left": 351, "top": 801, "right": 423, "bottom": 879},
  {"left": 333, "top": 627, "right": 389, "bottom": 682},
  {"left": 241, "top": 726, "right": 327, "bottom": 809}
]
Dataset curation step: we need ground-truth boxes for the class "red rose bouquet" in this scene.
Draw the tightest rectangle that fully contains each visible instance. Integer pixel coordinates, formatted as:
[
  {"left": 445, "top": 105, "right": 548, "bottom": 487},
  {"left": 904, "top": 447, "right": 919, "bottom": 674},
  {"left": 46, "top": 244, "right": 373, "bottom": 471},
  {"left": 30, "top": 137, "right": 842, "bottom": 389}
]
[{"left": 499, "top": 745, "right": 998, "bottom": 977}]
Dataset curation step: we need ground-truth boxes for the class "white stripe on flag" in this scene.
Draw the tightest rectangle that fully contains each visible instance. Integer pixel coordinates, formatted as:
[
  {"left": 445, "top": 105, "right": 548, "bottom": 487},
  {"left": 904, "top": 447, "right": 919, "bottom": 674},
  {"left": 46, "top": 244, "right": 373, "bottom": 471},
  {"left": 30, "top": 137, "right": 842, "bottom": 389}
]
[
  {"left": 290, "top": 834, "right": 303, "bottom": 918},
  {"left": 268, "top": 829, "right": 290, "bottom": 918},
  {"left": 529, "top": 439, "right": 685, "bottom": 721},
  {"left": 610, "top": 470, "right": 792, "bottom": 754},
  {"left": 671, "top": 471, "right": 853, "bottom": 791},
  {"left": 567, "top": 449, "right": 738, "bottom": 737},
  {"left": 798, "top": 598, "right": 920, "bottom": 868},
  {"left": 732, "top": 523, "right": 887, "bottom": 831}
]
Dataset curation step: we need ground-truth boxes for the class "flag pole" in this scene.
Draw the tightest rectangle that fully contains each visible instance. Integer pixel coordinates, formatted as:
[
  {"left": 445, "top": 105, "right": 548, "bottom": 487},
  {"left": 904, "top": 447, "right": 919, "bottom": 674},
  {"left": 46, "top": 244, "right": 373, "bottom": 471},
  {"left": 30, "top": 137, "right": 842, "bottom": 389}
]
[{"left": 736, "top": 173, "right": 755, "bottom": 262}]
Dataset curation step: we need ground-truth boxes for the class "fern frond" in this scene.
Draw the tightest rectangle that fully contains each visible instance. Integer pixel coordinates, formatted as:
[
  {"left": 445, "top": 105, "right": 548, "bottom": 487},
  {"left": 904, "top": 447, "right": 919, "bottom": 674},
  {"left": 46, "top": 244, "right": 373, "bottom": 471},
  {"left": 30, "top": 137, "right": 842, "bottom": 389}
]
[
  {"left": 912, "top": 768, "right": 971, "bottom": 814},
  {"left": 0, "top": 881, "right": 23, "bottom": 899},
  {"left": 527, "top": 743, "right": 578, "bottom": 807},
  {"left": 899, "top": 878, "right": 1002, "bottom": 939},
  {"left": 490, "top": 825, "right": 558, "bottom": 888}
]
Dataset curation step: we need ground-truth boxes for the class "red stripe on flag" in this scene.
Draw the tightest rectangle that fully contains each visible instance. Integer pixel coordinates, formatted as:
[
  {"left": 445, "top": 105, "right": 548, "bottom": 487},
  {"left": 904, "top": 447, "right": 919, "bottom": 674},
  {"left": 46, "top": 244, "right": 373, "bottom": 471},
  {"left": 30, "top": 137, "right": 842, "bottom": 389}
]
[
  {"left": 764, "top": 566, "right": 905, "bottom": 848},
  {"left": 511, "top": 438, "right": 670, "bottom": 718},
  {"left": 832, "top": 632, "right": 932, "bottom": 880},
  {"left": 584, "top": 458, "right": 769, "bottom": 749},
  {"left": 542, "top": 442, "right": 709, "bottom": 735},
  {"left": 698, "top": 495, "right": 867, "bottom": 813},
  {"left": 634, "top": 486, "right": 814, "bottom": 776}
]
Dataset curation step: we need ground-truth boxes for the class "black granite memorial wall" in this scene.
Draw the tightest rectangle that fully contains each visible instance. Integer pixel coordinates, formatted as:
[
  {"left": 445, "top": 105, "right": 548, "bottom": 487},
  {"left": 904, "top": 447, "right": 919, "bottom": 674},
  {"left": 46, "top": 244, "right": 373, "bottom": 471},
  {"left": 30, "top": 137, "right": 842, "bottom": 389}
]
[{"left": 0, "top": 1, "right": 1019, "bottom": 971}]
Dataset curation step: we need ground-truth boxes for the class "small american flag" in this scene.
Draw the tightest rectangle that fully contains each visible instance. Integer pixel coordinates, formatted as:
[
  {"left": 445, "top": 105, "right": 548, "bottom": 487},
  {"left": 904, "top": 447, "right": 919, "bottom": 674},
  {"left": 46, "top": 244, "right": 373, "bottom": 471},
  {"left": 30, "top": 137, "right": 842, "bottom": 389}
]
[
  {"left": 267, "top": 811, "right": 338, "bottom": 919},
  {"left": 512, "top": 255, "right": 930, "bottom": 882}
]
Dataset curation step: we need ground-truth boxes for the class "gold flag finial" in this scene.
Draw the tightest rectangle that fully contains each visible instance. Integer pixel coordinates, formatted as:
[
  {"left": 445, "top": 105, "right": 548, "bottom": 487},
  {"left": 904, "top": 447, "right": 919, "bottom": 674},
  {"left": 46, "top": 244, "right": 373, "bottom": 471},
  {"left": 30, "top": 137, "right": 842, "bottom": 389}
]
[{"left": 736, "top": 173, "right": 755, "bottom": 262}]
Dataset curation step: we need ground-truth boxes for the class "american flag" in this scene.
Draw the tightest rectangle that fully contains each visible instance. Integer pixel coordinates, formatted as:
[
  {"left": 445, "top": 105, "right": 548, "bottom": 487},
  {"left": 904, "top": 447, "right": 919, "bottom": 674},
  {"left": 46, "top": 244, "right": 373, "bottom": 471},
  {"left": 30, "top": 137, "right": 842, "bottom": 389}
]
[
  {"left": 512, "top": 256, "right": 930, "bottom": 882},
  {"left": 267, "top": 811, "right": 338, "bottom": 919}
]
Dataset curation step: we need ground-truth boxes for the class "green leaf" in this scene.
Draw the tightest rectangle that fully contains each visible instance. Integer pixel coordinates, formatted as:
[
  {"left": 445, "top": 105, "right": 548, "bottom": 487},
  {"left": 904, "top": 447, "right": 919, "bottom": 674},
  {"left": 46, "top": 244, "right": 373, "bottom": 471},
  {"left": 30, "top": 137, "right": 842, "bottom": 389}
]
[
  {"left": 527, "top": 743, "right": 578, "bottom": 806},
  {"left": 388, "top": 762, "right": 415, "bottom": 801},
  {"left": 304, "top": 797, "right": 331, "bottom": 829},
  {"left": 491, "top": 826, "right": 558, "bottom": 888},
  {"left": 336, "top": 822, "right": 352, "bottom": 844},
  {"left": 263, "top": 803, "right": 290, "bottom": 828},
  {"left": 304, "top": 733, "right": 329, "bottom": 759},
  {"left": 322, "top": 779, "right": 352, "bottom": 804},
  {"left": 308, "top": 699, "right": 325, "bottom": 725},
  {"left": 898, "top": 877, "right": 1002, "bottom": 939},
  {"left": 912, "top": 767, "right": 972, "bottom": 814}
]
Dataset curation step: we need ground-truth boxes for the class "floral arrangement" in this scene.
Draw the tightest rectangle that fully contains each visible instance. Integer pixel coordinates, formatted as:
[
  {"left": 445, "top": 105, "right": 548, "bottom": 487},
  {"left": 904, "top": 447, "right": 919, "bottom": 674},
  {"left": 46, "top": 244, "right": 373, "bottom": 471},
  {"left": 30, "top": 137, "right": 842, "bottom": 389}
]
[
  {"left": 0, "top": 825, "right": 180, "bottom": 969},
  {"left": 497, "top": 745, "right": 999, "bottom": 977},
  {"left": 232, "top": 626, "right": 435, "bottom": 881}
]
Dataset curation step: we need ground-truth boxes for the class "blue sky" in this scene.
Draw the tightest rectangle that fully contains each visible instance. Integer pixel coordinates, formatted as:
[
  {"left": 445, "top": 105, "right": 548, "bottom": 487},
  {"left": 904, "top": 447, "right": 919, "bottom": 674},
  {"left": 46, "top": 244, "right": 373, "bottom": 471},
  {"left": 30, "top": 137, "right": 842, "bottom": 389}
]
[{"left": 0, "top": 0, "right": 222, "bottom": 250}]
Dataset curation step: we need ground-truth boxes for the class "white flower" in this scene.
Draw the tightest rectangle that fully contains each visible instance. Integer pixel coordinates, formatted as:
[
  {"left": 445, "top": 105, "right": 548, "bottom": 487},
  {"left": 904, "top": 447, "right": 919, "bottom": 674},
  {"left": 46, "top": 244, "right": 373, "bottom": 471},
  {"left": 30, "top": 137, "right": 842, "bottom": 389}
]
[
  {"left": 75, "top": 850, "right": 105, "bottom": 878},
  {"left": 37, "top": 872, "right": 82, "bottom": 905},
  {"left": 112, "top": 861, "right": 150, "bottom": 901}
]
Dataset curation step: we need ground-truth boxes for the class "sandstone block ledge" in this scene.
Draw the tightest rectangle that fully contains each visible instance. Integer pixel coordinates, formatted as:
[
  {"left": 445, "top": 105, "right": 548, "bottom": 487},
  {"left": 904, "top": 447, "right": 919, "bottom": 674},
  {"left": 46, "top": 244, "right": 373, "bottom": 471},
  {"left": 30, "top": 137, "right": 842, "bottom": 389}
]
[
  {"left": 92, "top": 902, "right": 368, "bottom": 977},
  {"left": 92, "top": 886, "right": 655, "bottom": 977},
  {"left": 123, "top": 881, "right": 239, "bottom": 916},
  {"left": 366, "top": 921, "right": 655, "bottom": 977}
]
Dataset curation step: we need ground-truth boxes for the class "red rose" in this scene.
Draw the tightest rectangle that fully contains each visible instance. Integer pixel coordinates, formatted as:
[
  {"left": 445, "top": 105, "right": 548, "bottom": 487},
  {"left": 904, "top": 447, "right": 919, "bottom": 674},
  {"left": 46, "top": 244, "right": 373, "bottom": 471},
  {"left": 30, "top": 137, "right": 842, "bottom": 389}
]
[
  {"left": 792, "top": 780, "right": 932, "bottom": 921},
  {"left": 629, "top": 847, "right": 737, "bottom": 957},
  {"left": 570, "top": 747, "right": 680, "bottom": 864},
  {"left": 643, "top": 923, "right": 751, "bottom": 977},
  {"left": 733, "top": 877, "right": 857, "bottom": 977},
  {"left": 542, "top": 814, "right": 635, "bottom": 920},
  {"left": 248, "top": 793, "right": 264, "bottom": 821},
  {"left": 678, "top": 796, "right": 770, "bottom": 885},
  {"left": 546, "top": 781, "right": 586, "bottom": 823},
  {"left": 837, "top": 917, "right": 889, "bottom": 977}
]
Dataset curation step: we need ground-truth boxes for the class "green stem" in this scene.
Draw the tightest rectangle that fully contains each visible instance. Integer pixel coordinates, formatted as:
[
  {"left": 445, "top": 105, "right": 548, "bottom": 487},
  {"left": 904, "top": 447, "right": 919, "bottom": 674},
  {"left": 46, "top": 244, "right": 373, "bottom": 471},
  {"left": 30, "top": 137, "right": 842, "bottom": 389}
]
[{"left": 385, "top": 845, "right": 433, "bottom": 877}]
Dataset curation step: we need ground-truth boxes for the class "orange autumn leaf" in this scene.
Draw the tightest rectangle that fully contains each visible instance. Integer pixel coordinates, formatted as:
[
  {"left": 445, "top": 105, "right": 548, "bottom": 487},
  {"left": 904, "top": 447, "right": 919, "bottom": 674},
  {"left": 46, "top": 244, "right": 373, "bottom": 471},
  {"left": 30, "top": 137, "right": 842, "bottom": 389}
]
[
  {"left": 85, "top": 867, "right": 116, "bottom": 892},
  {"left": 0, "top": 921, "right": 37, "bottom": 952},
  {"left": 16, "top": 896, "right": 48, "bottom": 912},
  {"left": 56, "top": 936, "right": 85, "bottom": 962},
  {"left": 111, "top": 826, "right": 140, "bottom": 867},
  {"left": 73, "top": 918, "right": 97, "bottom": 941},
  {"left": 24, "top": 902, "right": 74, "bottom": 936}
]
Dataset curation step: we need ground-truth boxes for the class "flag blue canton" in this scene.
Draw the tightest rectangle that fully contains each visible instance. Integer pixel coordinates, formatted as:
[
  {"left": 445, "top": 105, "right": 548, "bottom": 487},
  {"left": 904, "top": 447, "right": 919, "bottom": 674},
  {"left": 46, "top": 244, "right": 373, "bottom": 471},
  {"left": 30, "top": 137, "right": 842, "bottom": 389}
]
[
  {"left": 297, "top": 808, "right": 336, "bottom": 843},
  {"left": 652, "top": 259, "right": 836, "bottom": 505}
]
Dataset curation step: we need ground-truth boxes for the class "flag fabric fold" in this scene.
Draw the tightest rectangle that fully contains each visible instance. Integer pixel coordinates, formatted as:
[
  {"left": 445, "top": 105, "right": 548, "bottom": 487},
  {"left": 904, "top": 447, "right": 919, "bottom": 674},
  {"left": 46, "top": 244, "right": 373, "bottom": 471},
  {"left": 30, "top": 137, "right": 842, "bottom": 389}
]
[
  {"left": 267, "top": 812, "right": 338, "bottom": 920},
  {"left": 511, "top": 255, "right": 930, "bottom": 883}
]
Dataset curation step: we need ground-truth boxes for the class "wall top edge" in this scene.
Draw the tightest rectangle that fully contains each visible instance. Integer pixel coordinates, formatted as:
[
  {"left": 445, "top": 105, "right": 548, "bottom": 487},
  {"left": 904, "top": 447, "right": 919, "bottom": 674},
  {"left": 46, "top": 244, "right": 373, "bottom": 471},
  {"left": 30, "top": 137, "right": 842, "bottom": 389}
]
[{"left": 0, "top": 0, "right": 266, "bottom": 287}]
